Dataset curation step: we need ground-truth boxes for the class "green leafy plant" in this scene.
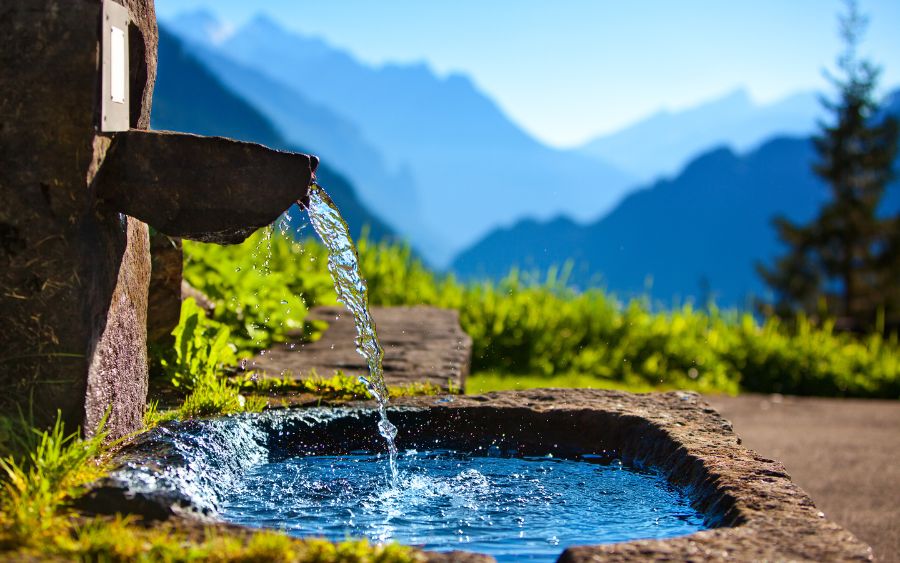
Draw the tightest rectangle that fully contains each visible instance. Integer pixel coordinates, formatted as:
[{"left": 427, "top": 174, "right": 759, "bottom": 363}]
[
  {"left": 182, "top": 228, "right": 900, "bottom": 399},
  {"left": 183, "top": 230, "right": 335, "bottom": 355},
  {"left": 156, "top": 298, "right": 269, "bottom": 419},
  {"left": 162, "top": 297, "right": 237, "bottom": 390}
]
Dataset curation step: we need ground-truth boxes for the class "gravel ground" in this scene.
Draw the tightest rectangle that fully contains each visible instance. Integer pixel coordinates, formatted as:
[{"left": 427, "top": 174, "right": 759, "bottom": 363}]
[{"left": 705, "top": 394, "right": 900, "bottom": 562}]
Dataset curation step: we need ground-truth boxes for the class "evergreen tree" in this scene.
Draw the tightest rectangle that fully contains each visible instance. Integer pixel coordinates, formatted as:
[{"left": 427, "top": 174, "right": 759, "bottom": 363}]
[{"left": 759, "top": 0, "right": 899, "bottom": 331}]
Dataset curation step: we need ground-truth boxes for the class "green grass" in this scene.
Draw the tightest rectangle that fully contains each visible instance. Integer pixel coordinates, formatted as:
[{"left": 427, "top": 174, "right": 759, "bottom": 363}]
[
  {"left": 150, "top": 297, "right": 455, "bottom": 422},
  {"left": 178, "top": 375, "right": 268, "bottom": 419},
  {"left": 0, "top": 415, "right": 420, "bottom": 562},
  {"left": 181, "top": 230, "right": 900, "bottom": 399},
  {"left": 143, "top": 400, "right": 179, "bottom": 429},
  {"left": 466, "top": 371, "right": 673, "bottom": 394},
  {"left": 0, "top": 412, "right": 109, "bottom": 548},
  {"left": 237, "top": 371, "right": 450, "bottom": 401},
  {"left": 46, "top": 517, "right": 420, "bottom": 562}
]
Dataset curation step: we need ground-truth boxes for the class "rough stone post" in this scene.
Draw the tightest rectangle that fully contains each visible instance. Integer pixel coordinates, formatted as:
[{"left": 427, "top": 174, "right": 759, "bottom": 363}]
[
  {"left": 0, "top": 1, "right": 316, "bottom": 439},
  {"left": 0, "top": 0, "right": 158, "bottom": 439}
]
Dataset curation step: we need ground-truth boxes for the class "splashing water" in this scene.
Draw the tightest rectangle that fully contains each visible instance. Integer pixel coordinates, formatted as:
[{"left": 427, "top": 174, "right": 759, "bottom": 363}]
[
  {"left": 303, "top": 183, "right": 399, "bottom": 481},
  {"left": 220, "top": 450, "right": 707, "bottom": 561}
]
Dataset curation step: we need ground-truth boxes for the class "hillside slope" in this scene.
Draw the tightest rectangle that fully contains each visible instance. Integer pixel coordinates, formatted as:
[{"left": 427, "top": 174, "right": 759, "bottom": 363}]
[
  {"left": 151, "top": 27, "right": 394, "bottom": 243},
  {"left": 579, "top": 89, "right": 820, "bottom": 181},
  {"left": 167, "top": 13, "right": 636, "bottom": 264},
  {"left": 454, "top": 133, "right": 900, "bottom": 307}
]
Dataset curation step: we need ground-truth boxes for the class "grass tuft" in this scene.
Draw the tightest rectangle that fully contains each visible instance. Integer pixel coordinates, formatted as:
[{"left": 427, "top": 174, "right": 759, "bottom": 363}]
[
  {"left": 180, "top": 231, "right": 900, "bottom": 399},
  {"left": 179, "top": 375, "right": 267, "bottom": 419},
  {"left": 0, "top": 417, "right": 421, "bottom": 562},
  {"left": 0, "top": 411, "right": 108, "bottom": 548}
]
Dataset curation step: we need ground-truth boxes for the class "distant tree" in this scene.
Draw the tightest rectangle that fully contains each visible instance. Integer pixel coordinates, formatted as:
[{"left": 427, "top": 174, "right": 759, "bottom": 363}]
[{"left": 759, "top": 0, "right": 899, "bottom": 332}]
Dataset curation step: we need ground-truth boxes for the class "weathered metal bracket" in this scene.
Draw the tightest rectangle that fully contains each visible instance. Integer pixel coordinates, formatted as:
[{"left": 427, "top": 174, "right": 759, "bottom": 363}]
[{"left": 100, "top": 0, "right": 130, "bottom": 132}]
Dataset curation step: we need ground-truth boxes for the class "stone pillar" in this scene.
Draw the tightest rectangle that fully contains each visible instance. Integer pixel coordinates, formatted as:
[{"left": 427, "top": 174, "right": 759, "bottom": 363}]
[
  {"left": 0, "top": 1, "right": 315, "bottom": 439},
  {"left": 0, "top": 1, "right": 157, "bottom": 439},
  {"left": 147, "top": 233, "right": 183, "bottom": 350}
]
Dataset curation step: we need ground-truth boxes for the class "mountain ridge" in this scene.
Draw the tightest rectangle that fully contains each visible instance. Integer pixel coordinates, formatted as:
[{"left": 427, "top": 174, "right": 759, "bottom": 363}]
[
  {"left": 151, "top": 26, "right": 395, "bottom": 245},
  {"left": 165, "top": 11, "right": 637, "bottom": 265},
  {"left": 579, "top": 88, "right": 821, "bottom": 182},
  {"left": 453, "top": 114, "right": 900, "bottom": 307},
  {"left": 163, "top": 12, "right": 445, "bottom": 260}
]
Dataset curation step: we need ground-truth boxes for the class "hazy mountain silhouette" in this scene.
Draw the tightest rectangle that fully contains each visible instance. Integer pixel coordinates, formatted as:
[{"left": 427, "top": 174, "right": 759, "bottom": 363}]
[
  {"left": 877, "top": 88, "right": 900, "bottom": 122},
  {"left": 151, "top": 26, "right": 395, "bottom": 244},
  {"left": 165, "top": 12, "right": 636, "bottom": 266},
  {"left": 162, "top": 12, "right": 445, "bottom": 261},
  {"left": 579, "top": 89, "right": 821, "bottom": 182},
  {"left": 454, "top": 107, "right": 900, "bottom": 307}
]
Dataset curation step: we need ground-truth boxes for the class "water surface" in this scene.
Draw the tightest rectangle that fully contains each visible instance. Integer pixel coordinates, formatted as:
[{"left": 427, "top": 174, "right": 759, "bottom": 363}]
[{"left": 220, "top": 451, "right": 705, "bottom": 561}]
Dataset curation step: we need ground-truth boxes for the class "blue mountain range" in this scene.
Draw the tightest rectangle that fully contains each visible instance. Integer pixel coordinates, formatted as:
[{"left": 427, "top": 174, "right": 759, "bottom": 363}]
[
  {"left": 157, "top": 10, "right": 899, "bottom": 307},
  {"left": 151, "top": 27, "right": 395, "bottom": 244},
  {"left": 578, "top": 88, "right": 821, "bottom": 182},
  {"left": 164, "top": 11, "right": 636, "bottom": 266},
  {"left": 453, "top": 109, "right": 900, "bottom": 307}
]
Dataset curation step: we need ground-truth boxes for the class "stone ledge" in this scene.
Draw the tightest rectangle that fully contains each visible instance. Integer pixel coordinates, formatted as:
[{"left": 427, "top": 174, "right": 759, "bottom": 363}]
[
  {"left": 88, "top": 389, "right": 873, "bottom": 561},
  {"left": 244, "top": 305, "right": 472, "bottom": 392},
  {"left": 389, "top": 390, "right": 873, "bottom": 562}
]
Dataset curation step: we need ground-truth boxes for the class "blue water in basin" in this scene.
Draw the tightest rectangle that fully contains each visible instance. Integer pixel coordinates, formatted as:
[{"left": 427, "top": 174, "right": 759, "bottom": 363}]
[{"left": 219, "top": 450, "right": 705, "bottom": 561}]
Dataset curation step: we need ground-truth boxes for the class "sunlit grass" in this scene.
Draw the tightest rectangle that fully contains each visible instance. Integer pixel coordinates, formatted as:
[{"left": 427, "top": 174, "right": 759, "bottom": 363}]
[
  {"left": 467, "top": 371, "right": 686, "bottom": 395},
  {"left": 0, "top": 412, "right": 109, "bottom": 548},
  {"left": 48, "top": 516, "right": 420, "bottom": 562},
  {"left": 180, "top": 230, "right": 900, "bottom": 399},
  {"left": 0, "top": 415, "right": 420, "bottom": 562},
  {"left": 239, "top": 371, "right": 456, "bottom": 400}
]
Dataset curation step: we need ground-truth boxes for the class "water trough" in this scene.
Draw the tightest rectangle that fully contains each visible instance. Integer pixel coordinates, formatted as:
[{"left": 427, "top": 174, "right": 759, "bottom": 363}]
[{"left": 84, "top": 389, "right": 872, "bottom": 561}]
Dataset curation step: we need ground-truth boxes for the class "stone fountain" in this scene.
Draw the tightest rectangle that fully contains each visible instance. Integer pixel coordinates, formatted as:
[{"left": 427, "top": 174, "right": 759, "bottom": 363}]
[
  {"left": 0, "top": 0, "right": 317, "bottom": 439},
  {"left": 0, "top": 3, "right": 879, "bottom": 561}
]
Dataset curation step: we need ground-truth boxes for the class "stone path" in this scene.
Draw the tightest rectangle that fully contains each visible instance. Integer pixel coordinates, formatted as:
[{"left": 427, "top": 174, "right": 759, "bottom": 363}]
[
  {"left": 705, "top": 394, "right": 900, "bottom": 563},
  {"left": 246, "top": 306, "right": 471, "bottom": 392}
]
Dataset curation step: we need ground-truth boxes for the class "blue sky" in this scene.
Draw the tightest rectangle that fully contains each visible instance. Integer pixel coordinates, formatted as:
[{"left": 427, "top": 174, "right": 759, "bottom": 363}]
[{"left": 155, "top": 0, "right": 900, "bottom": 148}]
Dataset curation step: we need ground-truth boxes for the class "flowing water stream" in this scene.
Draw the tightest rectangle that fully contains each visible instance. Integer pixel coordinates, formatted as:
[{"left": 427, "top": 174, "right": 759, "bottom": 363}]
[
  {"left": 99, "top": 181, "right": 709, "bottom": 561},
  {"left": 171, "top": 182, "right": 712, "bottom": 560},
  {"left": 303, "top": 183, "right": 399, "bottom": 481}
]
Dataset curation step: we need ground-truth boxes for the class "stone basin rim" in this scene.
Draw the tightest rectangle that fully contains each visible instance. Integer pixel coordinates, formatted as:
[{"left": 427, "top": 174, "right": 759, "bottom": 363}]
[{"left": 84, "top": 389, "right": 873, "bottom": 562}]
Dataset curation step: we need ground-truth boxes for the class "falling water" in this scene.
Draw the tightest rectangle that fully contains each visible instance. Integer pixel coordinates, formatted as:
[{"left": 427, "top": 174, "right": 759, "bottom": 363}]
[{"left": 303, "top": 183, "right": 399, "bottom": 482}]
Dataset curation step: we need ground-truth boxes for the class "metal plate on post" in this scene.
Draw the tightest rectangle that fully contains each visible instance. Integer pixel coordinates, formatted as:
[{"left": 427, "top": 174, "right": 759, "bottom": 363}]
[{"left": 101, "top": 0, "right": 130, "bottom": 132}]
